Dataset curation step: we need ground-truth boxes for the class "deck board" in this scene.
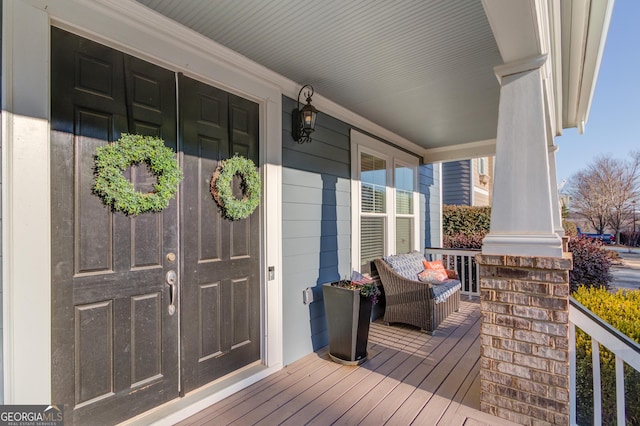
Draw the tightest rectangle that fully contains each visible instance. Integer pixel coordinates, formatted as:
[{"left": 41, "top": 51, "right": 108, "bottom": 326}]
[{"left": 175, "top": 300, "right": 518, "bottom": 426}]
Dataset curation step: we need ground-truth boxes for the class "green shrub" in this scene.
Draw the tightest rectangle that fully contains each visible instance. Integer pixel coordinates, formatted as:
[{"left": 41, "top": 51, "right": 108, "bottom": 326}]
[
  {"left": 573, "top": 287, "right": 640, "bottom": 425},
  {"left": 568, "top": 237, "right": 612, "bottom": 293},
  {"left": 442, "top": 205, "right": 491, "bottom": 236},
  {"left": 442, "top": 205, "right": 490, "bottom": 249}
]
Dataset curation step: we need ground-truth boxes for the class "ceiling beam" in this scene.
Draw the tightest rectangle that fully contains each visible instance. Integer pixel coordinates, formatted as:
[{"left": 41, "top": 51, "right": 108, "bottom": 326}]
[{"left": 423, "top": 139, "right": 496, "bottom": 163}]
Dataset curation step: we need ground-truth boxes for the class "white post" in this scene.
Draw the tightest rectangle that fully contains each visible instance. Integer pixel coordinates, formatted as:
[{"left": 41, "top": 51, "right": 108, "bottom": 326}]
[
  {"left": 2, "top": 1, "right": 52, "bottom": 403},
  {"left": 482, "top": 55, "right": 563, "bottom": 257}
]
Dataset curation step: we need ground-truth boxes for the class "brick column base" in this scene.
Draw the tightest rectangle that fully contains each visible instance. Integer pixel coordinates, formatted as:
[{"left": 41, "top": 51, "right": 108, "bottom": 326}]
[{"left": 476, "top": 253, "right": 572, "bottom": 425}]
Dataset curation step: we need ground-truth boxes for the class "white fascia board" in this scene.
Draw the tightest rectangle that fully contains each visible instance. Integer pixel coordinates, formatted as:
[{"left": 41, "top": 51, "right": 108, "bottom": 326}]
[
  {"left": 423, "top": 139, "right": 496, "bottom": 164},
  {"left": 575, "top": 0, "right": 615, "bottom": 133},
  {"left": 562, "top": 0, "right": 615, "bottom": 133}
]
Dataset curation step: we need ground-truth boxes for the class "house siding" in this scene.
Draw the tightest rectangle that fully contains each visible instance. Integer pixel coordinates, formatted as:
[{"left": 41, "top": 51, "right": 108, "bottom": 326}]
[
  {"left": 282, "top": 96, "right": 352, "bottom": 365},
  {"left": 421, "top": 163, "right": 442, "bottom": 247},
  {"left": 281, "top": 96, "right": 441, "bottom": 365},
  {"left": 442, "top": 160, "right": 471, "bottom": 205},
  {"left": 474, "top": 189, "right": 490, "bottom": 206},
  {"left": 472, "top": 157, "right": 493, "bottom": 207}
]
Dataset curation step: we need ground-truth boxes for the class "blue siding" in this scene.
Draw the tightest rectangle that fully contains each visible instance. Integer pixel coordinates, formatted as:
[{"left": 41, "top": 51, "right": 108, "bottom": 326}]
[
  {"left": 281, "top": 95, "right": 442, "bottom": 365},
  {"left": 421, "top": 163, "right": 441, "bottom": 248},
  {"left": 282, "top": 96, "right": 351, "bottom": 365},
  {"left": 442, "top": 160, "right": 471, "bottom": 206}
]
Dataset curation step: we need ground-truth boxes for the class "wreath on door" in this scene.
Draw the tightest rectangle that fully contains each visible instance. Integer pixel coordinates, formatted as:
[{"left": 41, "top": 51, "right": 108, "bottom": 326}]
[
  {"left": 93, "top": 133, "right": 183, "bottom": 216},
  {"left": 210, "top": 155, "right": 261, "bottom": 221}
]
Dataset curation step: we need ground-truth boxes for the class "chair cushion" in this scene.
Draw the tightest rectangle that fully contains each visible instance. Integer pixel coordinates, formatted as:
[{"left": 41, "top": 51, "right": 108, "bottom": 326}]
[
  {"left": 417, "top": 268, "right": 448, "bottom": 283},
  {"left": 430, "top": 280, "right": 462, "bottom": 304},
  {"left": 383, "top": 251, "right": 426, "bottom": 280}
]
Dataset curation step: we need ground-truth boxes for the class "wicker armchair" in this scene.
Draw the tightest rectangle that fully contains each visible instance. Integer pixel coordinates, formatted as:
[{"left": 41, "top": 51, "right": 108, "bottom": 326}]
[{"left": 374, "top": 258, "right": 461, "bottom": 334}]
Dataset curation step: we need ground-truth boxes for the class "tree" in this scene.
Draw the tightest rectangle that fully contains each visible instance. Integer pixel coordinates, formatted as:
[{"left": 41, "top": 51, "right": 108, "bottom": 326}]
[
  {"left": 566, "top": 152, "right": 640, "bottom": 241},
  {"left": 606, "top": 153, "right": 640, "bottom": 242}
]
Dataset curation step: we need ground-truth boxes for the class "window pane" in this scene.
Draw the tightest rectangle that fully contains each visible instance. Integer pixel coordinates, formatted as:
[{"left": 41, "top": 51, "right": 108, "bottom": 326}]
[
  {"left": 396, "top": 190, "right": 413, "bottom": 215},
  {"left": 361, "top": 153, "right": 386, "bottom": 213},
  {"left": 361, "top": 216, "right": 385, "bottom": 266},
  {"left": 396, "top": 217, "right": 413, "bottom": 254},
  {"left": 395, "top": 165, "right": 413, "bottom": 214}
]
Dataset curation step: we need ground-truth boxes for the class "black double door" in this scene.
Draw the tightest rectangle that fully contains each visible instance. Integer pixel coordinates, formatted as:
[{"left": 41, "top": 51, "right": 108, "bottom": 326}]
[{"left": 51, "top": 28, "right": 260, "bottom": 425}]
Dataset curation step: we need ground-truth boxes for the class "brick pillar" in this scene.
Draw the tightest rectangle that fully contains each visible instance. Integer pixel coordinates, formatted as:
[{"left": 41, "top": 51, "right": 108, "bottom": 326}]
[{"left": 476, "top": 253, "right": 572, "bottom": 425}]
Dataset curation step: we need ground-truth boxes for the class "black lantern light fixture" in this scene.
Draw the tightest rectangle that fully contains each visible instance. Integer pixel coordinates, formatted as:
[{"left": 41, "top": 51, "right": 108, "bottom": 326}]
[{"left": 293, "top": 84, "right": 318, "bottom": 144}]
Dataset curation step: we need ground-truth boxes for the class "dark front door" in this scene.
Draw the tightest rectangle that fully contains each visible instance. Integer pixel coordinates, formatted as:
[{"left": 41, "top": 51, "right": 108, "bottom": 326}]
[
  {"left": 51, "top": 29, "right": 262, "bottom": 423},
  {"left": 180, "top": 75, "right": 261, "bottom": 393},
  {"left": 50, "top": 29, "right": 179, "bottom": 424}
]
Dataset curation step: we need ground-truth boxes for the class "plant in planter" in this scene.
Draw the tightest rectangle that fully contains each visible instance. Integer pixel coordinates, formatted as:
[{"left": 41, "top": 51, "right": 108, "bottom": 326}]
[{"left": 323, "top": 272, "right": 381, "bottom": 365}]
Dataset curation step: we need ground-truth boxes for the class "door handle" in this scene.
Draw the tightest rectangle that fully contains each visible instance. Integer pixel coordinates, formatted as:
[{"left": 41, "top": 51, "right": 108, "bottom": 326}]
[{"left": 166, "top": 270, "right": 177, "bottom": 316}]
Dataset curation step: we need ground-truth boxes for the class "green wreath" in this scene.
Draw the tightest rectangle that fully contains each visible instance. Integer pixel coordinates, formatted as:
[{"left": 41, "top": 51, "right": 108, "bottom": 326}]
[
  {"left": 210, "top": 155, "right": 261, "bottom": 221},
  {"left": 93, "top": 133, "right": 183, "bottom": 216}
]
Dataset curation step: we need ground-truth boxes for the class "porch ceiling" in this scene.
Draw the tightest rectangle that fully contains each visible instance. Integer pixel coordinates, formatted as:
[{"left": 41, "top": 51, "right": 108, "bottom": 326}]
[{"left": 135, "top": 0, "right": 502, "bottom": 151}]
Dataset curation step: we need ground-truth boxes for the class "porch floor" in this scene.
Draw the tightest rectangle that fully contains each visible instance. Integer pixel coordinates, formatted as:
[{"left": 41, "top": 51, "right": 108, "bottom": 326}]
[{"left": 176, "top": 299, "right": 518, "bottom": 426}]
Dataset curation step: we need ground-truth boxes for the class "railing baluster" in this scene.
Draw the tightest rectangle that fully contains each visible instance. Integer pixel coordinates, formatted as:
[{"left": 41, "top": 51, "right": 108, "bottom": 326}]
[
  {"left": 570, "top": 322, "right": 577, "bottom": 425},
  {"left": 593, "top": 339, "right": 602, "bottom": 426},
  {"left": 616, "top": 355, "right": 625, "bottom": 426},
  {"left": 467, "top": 256, "right": 473, "bottom": 295}
]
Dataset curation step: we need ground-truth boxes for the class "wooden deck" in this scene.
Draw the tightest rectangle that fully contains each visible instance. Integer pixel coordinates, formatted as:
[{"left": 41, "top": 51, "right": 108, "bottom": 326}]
[{"left": 176, "top": 300, "right": 518, "bottom": 426}]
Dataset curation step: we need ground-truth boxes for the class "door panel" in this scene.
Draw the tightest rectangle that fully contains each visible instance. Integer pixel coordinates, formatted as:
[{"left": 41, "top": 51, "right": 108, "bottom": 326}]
[
  {"left": 74, "top": 301, "right": 114, "bottom": 407},
  {"left": 51, "top": 28, "right": 178, "bottom": 425},
  {"left": 180, "top": 75, "right": 261, "bottom": 393}
]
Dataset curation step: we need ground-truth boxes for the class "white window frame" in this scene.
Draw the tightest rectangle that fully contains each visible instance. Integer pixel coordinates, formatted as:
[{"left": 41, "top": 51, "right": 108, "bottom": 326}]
[
  {"left": 350, "top": 130, "right": 420, "bottom": 272},
  {"left": 478, "top": 157, "right": 489, "bottom": 176}
]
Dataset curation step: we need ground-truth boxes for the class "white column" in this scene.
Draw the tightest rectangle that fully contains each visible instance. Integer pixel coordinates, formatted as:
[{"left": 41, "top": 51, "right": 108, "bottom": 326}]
[
  {"left": 2, "top": 1, "right": 51, "bottom": 403},
  {"left": 482, "top": 55, "right": 563, "bottom": 258},
  {"left": 548, "top": 145, "right": 565, "bottom": 238}
]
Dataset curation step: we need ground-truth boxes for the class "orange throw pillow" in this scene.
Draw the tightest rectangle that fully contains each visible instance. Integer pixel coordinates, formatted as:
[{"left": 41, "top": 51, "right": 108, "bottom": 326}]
[
  {"left": 423, "top": 260, "right": 445, "bottom": 270},
  {"left": 446, "top": 269, "right": 458, "bottom": 280}
]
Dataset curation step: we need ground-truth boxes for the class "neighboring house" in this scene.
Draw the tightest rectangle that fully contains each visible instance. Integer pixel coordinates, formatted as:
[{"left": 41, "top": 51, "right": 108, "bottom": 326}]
[
  {"left": 443, "top": 157, "right": 494, "bottom": 206},
  {"left": 2, "top": 1, "right": 613, "bottom": 425}
]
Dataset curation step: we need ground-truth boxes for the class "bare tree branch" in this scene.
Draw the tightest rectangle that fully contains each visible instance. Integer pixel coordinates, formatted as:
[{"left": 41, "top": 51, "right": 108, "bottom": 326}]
[{"left": 566, "top": 152, "right": 640, "bottom": 240}]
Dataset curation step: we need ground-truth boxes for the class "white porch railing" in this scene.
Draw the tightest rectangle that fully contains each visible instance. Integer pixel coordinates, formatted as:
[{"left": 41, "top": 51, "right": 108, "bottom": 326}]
[
  {"left": 569, "top": 297, "right": 640, "bottom": 426},
  {"left": 424, "top": 248, "right": 481, "bottom": 297}
]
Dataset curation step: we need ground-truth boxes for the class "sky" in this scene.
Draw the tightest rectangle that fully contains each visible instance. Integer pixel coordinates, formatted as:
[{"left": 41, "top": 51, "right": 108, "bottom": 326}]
[{"left": 555, "top": 0, "right": 640, "bottom": 186}]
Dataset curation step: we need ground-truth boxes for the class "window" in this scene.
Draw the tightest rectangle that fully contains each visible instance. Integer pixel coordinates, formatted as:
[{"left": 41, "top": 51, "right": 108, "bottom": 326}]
[
  {"left": 360, "top": 152, "right": 387, "bottom": 265},
  {"left": 351, "top": 130, "right": 419, "bottom": 272},
  {"left": 395, "top": 164, "right": 415, "bottom": 255},
  {"left": 478, "top": 157, "right": 488, "bottom": 176}
]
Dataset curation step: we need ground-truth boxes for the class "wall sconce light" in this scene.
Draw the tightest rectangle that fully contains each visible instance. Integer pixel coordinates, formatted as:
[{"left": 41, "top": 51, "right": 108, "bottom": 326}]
[{"left": 293, "top": 84, "right": 318, "bottom": 144}]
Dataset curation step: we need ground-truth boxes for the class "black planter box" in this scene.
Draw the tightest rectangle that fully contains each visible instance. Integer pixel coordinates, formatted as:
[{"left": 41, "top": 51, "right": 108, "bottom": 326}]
[{"left": 322, "top": 282, "right": 373, "bottom": 365}]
